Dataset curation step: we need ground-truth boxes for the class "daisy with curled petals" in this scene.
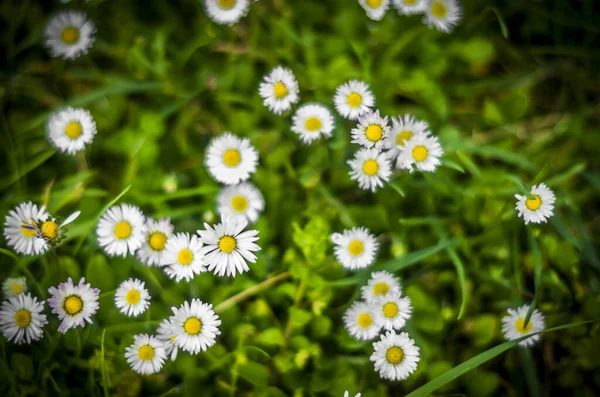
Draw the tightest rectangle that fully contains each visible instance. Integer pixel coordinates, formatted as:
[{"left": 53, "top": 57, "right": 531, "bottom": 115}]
[
  {"left": 514, "top": 183, "right": 555, "bottom": 225},
  {"left": 351, "top": 110, "right": 390, "bottom": 150},
  {"left": 384, "top": 114, "right": 430, "bottom": 164},
  {"left": 157, "top": 318, "right": 179, "bottom": 361},
  {"left": 197, "top": 216, "right": 261, "bottom": 277},
  {"left": 348, "top": 148, "right": 392, "bottom": 192},
  {"left": 359, "top": 0, "right": 391, "bottom": 21},
  {"left": 169, "top": 299, "right": 221, "bottom": 354},
  {"left": 137, "top": 218, "right": 174, "bottom": 267},
  {"left": 114, "top": 278, "right": 150, "bottom": 317},
  {"left": 362, "top": 271, "right": 402, "bottom": 303},
  {"left": 343, "top": 301, "right": 381, "bottom": 341},
  {"left": 423, "top": 0, "right": 462, "bottom": 33},
  {"left": 162, "top": 233, "right": 207, "bottom": 282},
  {"left": 2, "top": 277, "right": 27, "bottom": 297},
  {"left": 0, "top": 293, "right": 47, "bottom": 345},
  {"left": 96, "top": 204, "right": 146, "bottom": 257},
  {"left": 44, "top": 11, "right": 96, "bottom": 60},
  {"left": 47, "top": 277, "right": 100, "bottom": 333},
  {"left": 397, "top": 132, "right": 443, "bottom": 172},
  {"left": 393, "top": 0, "right": 427, "bottom": 15},
  {"left": 291, "top": 104, "right": 335, "bottom": 144},
  {"left": 331, "top": 227, "right": 379, "bottom": 270},
  {"left": 47, "top": 107, "right": 97, "bottom": 155},
  {"left": 373, "top": 293, "right": 412, "bottom": 331},
  {"left": 502, "top": 304, "right": 545, "bottom": 347},
  {"left": 3, "top": 202, "right": 50, "bottom": 256},
  {"left": 205, "top": 133, "right": 259, "bottom": 185},
  {"left": 370, "top": 331, "right": 420, "bottom": 380},
  {"left": 203, "top": 0, "right": 250, "bottom": 25},
  {"left": 217, "top": 182, "right": 265, "bottom": 223},
  {"left": 125, "top": 334, "right": 167, "bottom": 375},
  {"left": 259, "top": 66, "right": 300, "bottom": 115},
  {"left": 334, "top": 80, "right": 375, "bottom": 121}
]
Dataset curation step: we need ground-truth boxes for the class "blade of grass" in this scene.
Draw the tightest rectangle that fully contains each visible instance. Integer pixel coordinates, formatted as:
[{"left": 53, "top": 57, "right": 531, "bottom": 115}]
[
  {"left": 387, "top": 181, "right": 405, "bottom": 197},
  {"left": 0, "top": 150, "right": 56, "bottom": 190},
  {"left": 382, "top": 239, "right": 461, "bottom": 272},
  {"left": 434, "top": 223, "right": 468, "bottom": 319},
  {"left": 100, "top": 329, "right": 109, "bottom": 397},
  {"left": 524, "top": 229, "right": 542, "bottom": 326},
  {"left": 518, "top": 348, "right": 541, "bottom": 397}
]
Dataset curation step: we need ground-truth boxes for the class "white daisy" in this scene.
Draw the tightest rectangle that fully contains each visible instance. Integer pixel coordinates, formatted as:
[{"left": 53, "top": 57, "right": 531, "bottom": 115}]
[
  {"left": 370, "top": 331, "right": 420, "bottom": 381},
  {"left": 169, "top": 299, "right": 221, "bottom": 354},
  {"left": 125, "top": 334, "right": 167, "bottom": 375},
  {"left": 34, "top": 211, "right": 81, "bottom": 245},
  {"left": 359, "top": 0, "right": 391, "bottom": 21},
  {"left": 96, "top": 204, "right": 146, "bottom": 257},
  {"left": 114, "top": 278, "right": 150, "bottom": 317},
  {"left": 136, "top": 218, "right": 174, "bottom": 267},
  {"left": 334, "top": 80, "right": 375, "bottom": 121},
  {"left": 47, "top": 107, "right": 97, "bottom": 155},
  {"left": 348, "top": 148, "right": 392, "bottom": 192},
  {"left": 351, "top": 110, "right": 390, "bottom": 150},
  {"left": 205, "top": 132, "right": 259, "bottom": 185},
  {"left": 156, "top": 318, "right": 179, "bottom": 361},
  {"left": 3, "top": 202, "right": 50, "bottom": 256},
  {"left": 162, "top": 233, "right": 207, "bottom": 282},
  {"left": 2, "top": 277, "right": 27, "bottom": 297},
  {"left": 44, "top": 11, "right": 96, "bottom": 60},
  {"left": 384, "top": 114, "right": 430, "bottom": 163},
  {"left": 258, "top": 66, "right": 300, "bottom": 115},
  {"left": 203, "top": 0, "right": 250, "bottom": 25},
  {"left": 344, "top": 392, "right": 362, "bottom": 397},
  {"left": 373, "top": 294, "right": 412, "bottom": 331},
  {"left": 502, "top": 304, "right": 546, "bottom": 348},
  {"left": 217, "top": 182, "right": 265, "bottom": 223},
  {"left": 423, "top": 0, "right": 462, "bottom": 33},
  {"left": 0, "top": 292, "right": 47, "bottom": 345},
  {"left": 343, "top": 301, "right": 381, "bottom": 341},
  {"left": 361, "top": 271, "right": 402, "bottom": 303},
  {"left": 197, "top": 216, "right": 260, "bottom": 277},
  {"left": 514, "top": 183, "right": 556, "bottom": 225},
  {"left": 47, "top": 277, "right": 100, "bottom": 333},
  {"left": 393, "top": 0, "right": 428, "bottom": 15},
  {"left": 291, "top": 104, "right": 335, "bottom": 144},
  {"left": 397, "top": 132, "right": 443, "bottom": 172},
  {"left": 331, "top": 227, "right": 379, "bottom": 270}
]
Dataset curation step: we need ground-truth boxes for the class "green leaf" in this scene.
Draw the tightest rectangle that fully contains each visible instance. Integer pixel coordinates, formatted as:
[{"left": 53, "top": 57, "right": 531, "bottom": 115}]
[
  {"left": 237, "top": 362, "right": 271, "bottom": 387},
  {"left": 382, "top": 239, "right": 461, "bottom": 272}
]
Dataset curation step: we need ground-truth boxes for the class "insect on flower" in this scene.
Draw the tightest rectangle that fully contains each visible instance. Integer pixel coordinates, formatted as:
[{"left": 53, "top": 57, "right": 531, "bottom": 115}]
[{"left": 21, "top": 211, "right": 81, "bottom": 250}]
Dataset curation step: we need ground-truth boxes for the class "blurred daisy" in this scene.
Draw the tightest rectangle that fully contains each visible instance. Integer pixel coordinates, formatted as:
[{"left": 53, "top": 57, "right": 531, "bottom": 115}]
[
  {"left": 217, "top": 182, "right": 265, "bottom": 223},
  {"left": 125, "top": 334, "right": 167, "bottom": 375},
  {"left": 3, "top": 202, "right": 50, "bottom": 256},
  {"left": 44, "top": 11, "right": 96, "bottom": 60},
  {"left": 334, "top": 80, "right": 375, "bottom": 120},
  {"left": 397, "top": 132, "right": 443, "bottom": 172},
  {"left": 2, "top": 277, "right": 27, "bottom": 297},
  {"left": 163, "top": 233, "right": 207, "bottom": 282},
  {"left": 502, "top": 304, "right": 545, "bottom": 347},
  {"left": 423, "top": 0, "right": 462, "bottom": 33},
  {"left": 203, "top": 0, "right": 250, "bottom": 25},
  {"left": 291, "top": 104, "right": 335, "bottom": 144},
  {"left": 373, "top": 294, "right": 412, "bottom": 331},
  {"left": 359, "top": 0, "right": 391, "bottom": 21},
  {"left": 385, "top": 114, "right": 430, "bottom": 163},
  {"left": 351, "top": 110, "right": 390, "bottom": 150},
  {"left": 169, "top": 299, "right": 221, "bottom": 354},
  {"left": 344, "top": 392, "right": 362, "bottom": 397},
  {"left": 47, "top": 277, "right": 100, "bottom": 333},
  {"left": 96, "top": 204, "right": 146, "bottom": 257},
  {"left": 156, "top": 318, "right": 179, "bottom": 361},
  {"left": 0, "top": 293, "right": 47, "bottom": 345},
  {"left": 137, "top": 218, "right": 174, "bottom": 267},
  {"left": 371, "top": 331, "right": 420, "bottom": 380},
  {"left": 47, "top": 107, "right": 97, "bottom": 156},
  {"left": 259, "top": 66, "right": 300, "bottom": 115},
  {"left": 362, "top": 271, "right": 402, "bottom": 303},
  {"left": 343, "top": 301, "right": 380, "bottom": 340},
  {"left": 205, "top": 133, "right": 259, "bottom": 185},
  {"left": 197, "top": 216, "right": 260, "bottom": 277},
  {"left": 514, "top": 183, "right": 555, "bottom": 225},
  {"left": 393, "top": 0, "right": 427, "bottom": 14},
  {"left": 331, "top": 227, "right": 379, "bottom": 270},
  {"left": 114, "top": 278, "right": 150, "bottom": 317},
  {"left": 348, "top": 148, "right": 392, "bottom": 192}
]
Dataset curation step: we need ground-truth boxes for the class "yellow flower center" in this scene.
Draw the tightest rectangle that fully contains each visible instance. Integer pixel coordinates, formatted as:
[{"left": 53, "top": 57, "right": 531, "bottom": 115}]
[
  {"left": 412, "top": 146, "right": 428, "bottom": 162},
  {"left": 383, "top": 302, "right": 398, "bottom": 318},
  {"left": 357, "top": 313, "right": 373, "bottom": 328},
  {"left": 396, "top": 131, "right": 413, "bottom": 147},
  {"left": 14, "top": 309, "right": 31, "bottom": 328},
  {"left": 373, "top": 282, "right": 389, "bottom": 296},
  {"left": 114, "top": 221, "right": 132, "bottom": 240},
  {"left": 223, "top": 149, "right": 241, "bottom": 167},
  {"left": 11, "top": 283, "right": 24, "bottom": 295},
  {"left": 149, "top": 232, "right": 167, "bottom": 251},
  {"left": 304, "top": 117, "right": 322, "bottom": 132},
  {"left": 169, "top": 335, "right": 175, "bottom": 341},
  {"left": 273, "top": 82, "right": 288, "bottom": 99},
  {"left": 125, "top": 289, "right": 141, "bottom": 305},
  {"left": 41, "top": 221, "right": 59, "bottom": 239},
  {"left": 525, "top": 195, "right": 542, "bottom": 211},
  {"left": 184, "top": 317, "right": 202, "bottom": 335},
  {"left": 348, "top": 240, "right": 364, "bottom": 256},
  {"left": 218, "top": 0, "right": 236, "bottom": 9},
  {"left": 231, "top": 195, "right": 248, "bottom": 212},
  {"left": 430, "top": 1, "right": 448, "bottom": 18},
  {"left": 219, "top": 236, "right": 237, "bottom": 253},
  {"left": 515, "top": 318, "right": 533, "bottom": 334},
  {"left": 65, "top": 121, "right": 83, "bottom": 139},
  {"left": 403, "top": 0, "right": 417, "bottom": 4},
  {"left": 366, "top": 0, "right": 383, "bottom": 7},
  {"left": 347, "top": 93, "right": 362, "bottom": 108},
  {"left": 20, "top": 220, "right": 37, "bottom": 238},
  {"left": 366, "top": 125, "right": 383, "bottom": 142},
  {"left": 64, "top": 295, "right": 83, "bottom": 315},
  {"left": 61, "top": 27, "right": 79, "bottom": 45},
  {"left": 386, "top": 346, "right": 404, "bottom": 365},
  {"left": 178, "top": 249, "right": 194, "bottom": 265},
  {"left": 138, "top": 345, "right": 155, "bottom": 361},
  {"left": 362, "top": 159, "right": 379, "bottom": 176}
]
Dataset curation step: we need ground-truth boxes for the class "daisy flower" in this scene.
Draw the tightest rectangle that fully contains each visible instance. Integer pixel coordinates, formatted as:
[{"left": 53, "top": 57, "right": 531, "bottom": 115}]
[
  {"left": 361, "top": 271, "right": 402, "bottom": 303},
  {"left": 343, "top": 301, "right": 381, "bottom": 340},
  {"left": 358, "top": 0, "right": 391, "bottom": 21},
  {"left": 125, "top": 334, "right": 167, "bottom": 375},
  {"left": 96, "top": 204, "right": 146, "bottom": 257},
  {"left": 217, "top": 182, "right": 265, "bottom": 223},
  {"left": 47, "top": 277, "right": 100, "bottom": 333},
  {"left": 33, "top": 211, "right": 81, "bottom": 247},
  {"left": 2, "top": 277, "right": 27, "bottom": 297},
  {"left": 502, "top": 304, "right": 546, "bottom": 347},
  {"left": 351, "top": 110, "right": 390, "bottom": 150},
  {"left": 169, "top": 299, "right": 221, "bottom": 354},
  {"left": 514, "top": 183, "right": 556, "bottom": 225},
  {"left": 47, "top": 107, "right": 97, "bottom": 155},
  {"left": 334, "top": 80, "right": 375, "bottom": 121},
  {"left": 137, "top": 218, "right": 174, "bottom": 267},
  {"left": 258, "top": 66, "right": 300, "bottom": 115},
  {"left": 371, "top": 331, "right": 420, "bottom": 381},
  {"left": 162, "top": 233, "right": 207, "bottom": 282},
  {"left": 397, "top": 132, "right": 443, "bottom": 172},
  {"left": 156, "top": 318, "right": 179, "bottom": 361},
  {"left": 3, "top": 202, "right": 50, "bottom": 256},
  {"left": 203, "top": 0, "right": 250, "bottom": 25},
  {"left": 393, "top": 0, "right": 428, "bottom": 15},
  {"left": 423, "top": 0, "right": 462, "bottom": 33},
  {"left": 291, "top": 104, "right": 335, "bottom": 144},
  {"left": 0, "top": 293, "right": 47, "bottom": 345},
  {"left": 385, "top": 114, "right": 430, "bottom": 163},
  {"left": 331, "top": 227, "right": 379, "bottom": 270},
  {"left": 114, "top": 278, "right": 150, "bottom": 317},
  {"left": 205, "top": 132, "right": 259, "bottom": 185},
  {"left": 44, "top": 11, "right": 96, "bottom": 60},
  {"left": 348, "top": 148, "right": 392, "bottom": 192},
  {"left": 373, "top": 294, "right": 412, "bottom": 331}
]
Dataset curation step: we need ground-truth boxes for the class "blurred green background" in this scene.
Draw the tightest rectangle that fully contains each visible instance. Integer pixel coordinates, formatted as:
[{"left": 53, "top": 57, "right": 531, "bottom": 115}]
[{"left": 1, "top": 0, "right": 599, "bottom": 396}]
